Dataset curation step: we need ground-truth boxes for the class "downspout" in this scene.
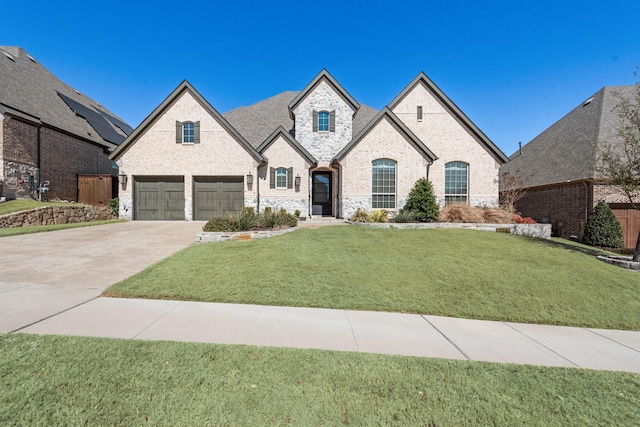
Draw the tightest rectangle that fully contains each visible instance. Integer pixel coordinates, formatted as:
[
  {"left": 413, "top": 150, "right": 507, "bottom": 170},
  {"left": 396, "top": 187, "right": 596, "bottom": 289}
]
[
  {"left": 582, "top": 180, "right": 590, "bottom": 240},
  {"left": 36, "top": 125, "right": 41, "bottom": 195}
]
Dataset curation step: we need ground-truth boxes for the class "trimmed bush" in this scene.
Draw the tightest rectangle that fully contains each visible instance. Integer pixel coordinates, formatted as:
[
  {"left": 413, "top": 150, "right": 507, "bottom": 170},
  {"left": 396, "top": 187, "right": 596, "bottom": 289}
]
[
  {"left": 371, "top": 210, "right": 388, "bottom": 223},
  {"left": 403, "top": 178, "right": 439, "bottom": 222},
  {"left": 583, "top": 202, "right": 624, "bottom": 249},
  {"left": 109, "top": 197, "right": 119, "bottom": 215},
  {"left": 203, "top": 217, "right": 233, "bottom": 232}
]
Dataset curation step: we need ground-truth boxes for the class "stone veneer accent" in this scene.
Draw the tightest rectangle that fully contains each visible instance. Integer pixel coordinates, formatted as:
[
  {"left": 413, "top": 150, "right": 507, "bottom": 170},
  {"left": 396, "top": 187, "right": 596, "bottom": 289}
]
[
  {"left": 292, "top": 80, "right": 356, "bottom": 162},
  {"left": 0, "top": 205, "right": 117, "bottom": 228},
  {"left": 196, "top": 227, "right": 297, "bottom": 243},
  {"left": 260, "top": 197, "right": 307, "bottom": 215}
]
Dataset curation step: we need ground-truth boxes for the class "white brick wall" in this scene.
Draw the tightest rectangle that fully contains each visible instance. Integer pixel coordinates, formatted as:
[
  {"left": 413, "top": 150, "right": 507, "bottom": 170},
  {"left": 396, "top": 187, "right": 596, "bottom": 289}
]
[
  {"left": 115, "top": 90, "right": 259, "bottom": 220},
  {"left": 392, "top": 81, "right": 501, "bottom": 207}
]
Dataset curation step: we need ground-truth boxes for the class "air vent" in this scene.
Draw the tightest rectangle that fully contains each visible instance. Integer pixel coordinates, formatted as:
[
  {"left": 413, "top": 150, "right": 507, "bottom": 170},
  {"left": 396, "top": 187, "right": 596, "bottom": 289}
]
[
  {"left": 3, "top": 51, "right": 15, "bottom": 62},
  {"left": 26, "top": 54, "right": 36, "bottom": 62},
  {"left": 582, "top": 97, "right": 594, "bottom": 107}
]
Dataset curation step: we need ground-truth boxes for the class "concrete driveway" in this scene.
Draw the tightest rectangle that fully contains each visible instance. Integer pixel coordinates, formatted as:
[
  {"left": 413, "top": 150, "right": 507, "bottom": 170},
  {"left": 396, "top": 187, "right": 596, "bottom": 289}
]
[{"left": 0, "top": 221, "right": 203, "bottom": 332}]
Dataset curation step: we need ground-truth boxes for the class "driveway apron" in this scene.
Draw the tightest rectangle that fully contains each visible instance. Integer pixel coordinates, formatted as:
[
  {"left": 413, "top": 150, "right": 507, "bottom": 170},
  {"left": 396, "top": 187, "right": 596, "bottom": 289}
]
[{"left": 0, "top": 221, "right": 203, "bottom": 332}]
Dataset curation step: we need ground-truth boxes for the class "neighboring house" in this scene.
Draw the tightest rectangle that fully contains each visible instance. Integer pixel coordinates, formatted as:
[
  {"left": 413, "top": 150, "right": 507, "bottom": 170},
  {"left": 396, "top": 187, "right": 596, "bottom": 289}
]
[
  {"left": 0, "top": 46, "right": 131, "bottom": 201},
  {"left": 500, "top": 85, "right": 640, "bottom": 248},
  {"left": 110, "top": 69, "right": 507, "bottom": 221}
]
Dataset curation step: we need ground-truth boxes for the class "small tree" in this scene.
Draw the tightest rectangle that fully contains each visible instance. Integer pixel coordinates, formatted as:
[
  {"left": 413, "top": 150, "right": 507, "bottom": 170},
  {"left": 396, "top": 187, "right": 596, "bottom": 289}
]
[
  {"left": 582, "top": 201, "right": 624, "bottom": 249},
  {"left": 499, "top": 171, "right": 528, "bottom": 214},
  {"left": 403, "top": 178, "right": 439, "bottom": 222},
  {"left": 596, "top": 72, "right": 640, "bottom": 260}
]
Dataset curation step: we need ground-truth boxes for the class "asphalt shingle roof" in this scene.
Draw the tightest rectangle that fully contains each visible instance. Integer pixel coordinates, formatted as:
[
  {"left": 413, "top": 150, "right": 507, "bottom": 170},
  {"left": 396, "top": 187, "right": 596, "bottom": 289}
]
[
  {"left": 0, "top": 46, "right": 130, "bottom": 148},
  {"left": 501, "top": 85, "right": 637, "bottom": 187}
]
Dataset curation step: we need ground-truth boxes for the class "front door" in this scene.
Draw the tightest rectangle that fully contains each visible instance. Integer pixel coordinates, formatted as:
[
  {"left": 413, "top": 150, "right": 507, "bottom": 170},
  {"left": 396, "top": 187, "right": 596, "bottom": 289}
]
[{"left": 312, "top": 172, "right": 332, "bottom": 216}]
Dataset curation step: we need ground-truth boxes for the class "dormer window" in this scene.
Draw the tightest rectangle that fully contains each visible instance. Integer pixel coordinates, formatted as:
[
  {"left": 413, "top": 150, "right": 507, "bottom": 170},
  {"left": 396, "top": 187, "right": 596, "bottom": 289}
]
[
  {"left": 176, "top": 120, "right": 200, "bottom": 144},
  {"left": 312, "top": 110, "right": 335, "bottom": 132}
]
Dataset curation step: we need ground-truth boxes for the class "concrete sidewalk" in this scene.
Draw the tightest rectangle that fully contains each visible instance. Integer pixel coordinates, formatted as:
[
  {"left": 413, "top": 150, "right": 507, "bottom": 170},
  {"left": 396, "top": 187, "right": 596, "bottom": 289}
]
[{"left": 18, "top": 297, "right": 640, "bottom": 374}]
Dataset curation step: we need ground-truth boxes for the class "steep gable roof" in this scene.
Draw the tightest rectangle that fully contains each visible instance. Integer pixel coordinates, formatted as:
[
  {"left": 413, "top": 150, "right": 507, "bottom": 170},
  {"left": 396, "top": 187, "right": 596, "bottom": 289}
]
[
  {"left": 288, "top": 69, "right": 361, "bottom": 120},
  {"left": 334, "top": 107, "right": 437, "bottom": 162},
  {"left": 110, "top": 80, "right": 264, "bottom": 162},
  {"left": 389, "top": 72, "right": 508, "bottom": 163},
  {"left": 257, "top": 126, "right": 317, "bottom": 165},
  {"left": 0, "top": 46, "right": 129, "bottom": 148},
  {"left": 501, "top": 85, "right": 635, "bottom": 188}
]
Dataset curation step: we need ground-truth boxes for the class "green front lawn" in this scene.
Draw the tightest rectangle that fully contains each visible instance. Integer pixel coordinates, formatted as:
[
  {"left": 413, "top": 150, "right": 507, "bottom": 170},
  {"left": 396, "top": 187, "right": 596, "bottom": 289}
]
[
  {"left": 0, "top": 220, "right": 126, "bottom": 238},
  {"left": 1, "top": 334, "right": 638, "bottom": 426},
  {"left": 105, "top": 227, "right": 640, "bottom": 330},
  {"left": 0, "top": 199, "right": 81, "bottom": 216}
]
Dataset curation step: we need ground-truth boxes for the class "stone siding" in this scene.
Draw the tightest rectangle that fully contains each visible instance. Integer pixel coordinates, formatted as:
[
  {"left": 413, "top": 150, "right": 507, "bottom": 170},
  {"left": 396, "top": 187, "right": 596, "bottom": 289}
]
[
  {"left": 0, "top": 205, "right": 116, "bottom": 228},
  {"left": 196, "top": 227, "right": 297, "bottom": 243},
  {"left": 260, "top": 197, "right": 307, "bottom": 215},
  {"left": 292, "top": 80, "right": 356, "bottom": 162},
  {"left": 392, "top": 81, "right": 501, "bottom": 206}
]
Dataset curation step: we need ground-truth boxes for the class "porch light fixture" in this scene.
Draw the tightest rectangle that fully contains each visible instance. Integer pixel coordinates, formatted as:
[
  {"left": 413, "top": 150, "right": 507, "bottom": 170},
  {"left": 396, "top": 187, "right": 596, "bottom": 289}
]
[
  {"left": 294, "top": 175, "right": 301, "bottom": 190},
  {"left": 118, "top": 172, "right": 128, "bottom": 190},
  {"left": 246, "top": 172, "right": 253, "bottom": 186}
]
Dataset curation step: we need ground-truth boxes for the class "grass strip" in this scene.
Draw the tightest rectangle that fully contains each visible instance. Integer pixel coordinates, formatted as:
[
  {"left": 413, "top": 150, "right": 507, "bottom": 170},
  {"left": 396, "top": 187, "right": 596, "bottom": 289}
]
[
  {"left": 105, "top": 227, "right": 640, "bottom": 330},
  {"left": 0, "top": 220, "right": 126, "bottom": 238},
  {"left": 0, "top": 199, "right": 81, "bottom": 216},
  {"left": 1, "top": 334, "right": 638, "bottom": 426}
]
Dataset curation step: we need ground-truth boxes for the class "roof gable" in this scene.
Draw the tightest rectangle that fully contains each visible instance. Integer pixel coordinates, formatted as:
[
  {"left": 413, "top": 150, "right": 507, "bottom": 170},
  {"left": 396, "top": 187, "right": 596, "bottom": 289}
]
[
  {"left": 110, "top": 80, "right": 264, "bottom": 162},
  {"left": 257, "top": 126, "right": 317, "bottom": 165},
  {"left": 334, "top": 107, "right": 437, "bottom": 162},
  {"left": 288, "top": 69, "right": 360, "bottom": 120},
  {"left": 389, "top": 72, "right": 508, "bottom": 163}
]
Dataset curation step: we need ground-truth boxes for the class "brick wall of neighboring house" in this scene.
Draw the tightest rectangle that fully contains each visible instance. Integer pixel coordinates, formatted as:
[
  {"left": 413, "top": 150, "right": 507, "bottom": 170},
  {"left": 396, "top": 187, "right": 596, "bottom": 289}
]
[
  {"left": 39, "top": 127, "right": 113, "bottom": 201},
  {"left": 1, "top": 116, "right": 113, "bottom": 201},
  {"left": 515, "top": 182, "right": 594, "bottom": 239}
]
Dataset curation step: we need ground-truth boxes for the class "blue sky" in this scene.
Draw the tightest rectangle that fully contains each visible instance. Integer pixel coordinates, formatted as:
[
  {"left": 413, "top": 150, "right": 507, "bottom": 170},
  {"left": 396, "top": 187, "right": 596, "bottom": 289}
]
[{"left": 2, "top": 0, "right": 638, "bottom": 156}]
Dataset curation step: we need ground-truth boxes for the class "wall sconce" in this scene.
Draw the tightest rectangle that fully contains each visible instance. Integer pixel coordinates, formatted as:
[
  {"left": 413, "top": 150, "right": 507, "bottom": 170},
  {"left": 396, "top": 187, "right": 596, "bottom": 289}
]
[
  {"left": 294, "top": 175, "right": 301, "bottom": 190},
  {"left": 118, "top": 172, "right": 128, "bottom": 190},
  {"left": 246, "top": 172, "right": 253, "bottom": 188}
]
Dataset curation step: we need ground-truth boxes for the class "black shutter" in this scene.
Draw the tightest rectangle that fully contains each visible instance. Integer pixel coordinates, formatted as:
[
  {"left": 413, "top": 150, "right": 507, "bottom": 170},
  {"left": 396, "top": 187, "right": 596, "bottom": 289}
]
[
  {"left": 194, "top": 121, "right": 200, "bottom": 143},
  {"left": 329, "top": 110, "right": 335, "bottom": 132},
  {"left": 312, "top": 110, "right": 318, "bottom": 132},
  {"left": 176, "top": 121, "right": 182, "bottom": 143},
  {"left": 287, "top": 167, "right": 293, "bottom": 189},
  {"left": 270, "top": 167, "right": 275, "bottom": 189}
]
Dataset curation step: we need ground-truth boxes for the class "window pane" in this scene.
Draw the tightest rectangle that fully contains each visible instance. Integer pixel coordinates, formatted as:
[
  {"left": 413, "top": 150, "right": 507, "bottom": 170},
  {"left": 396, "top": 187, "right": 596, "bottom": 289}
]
[
  {"left": 276, "top": 168, "right": 287, "bottom": 188},
  {"left": 372, "top": 159, "right": 396, "bottom": 209},
  {"left": 318, "top": 111, "right": 329, "bottom": 132},
  {"left": 183, "top": 122, "right": 194, "bottom": 143},
  {"left": 445, "top": 162, "right": 468, "bottom": 204}
]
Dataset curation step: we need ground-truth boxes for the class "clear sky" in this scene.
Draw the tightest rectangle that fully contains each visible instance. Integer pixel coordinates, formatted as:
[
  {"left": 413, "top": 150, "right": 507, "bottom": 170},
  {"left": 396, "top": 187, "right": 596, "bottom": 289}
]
[{"left": 2, "top": 0, "right": 638, "bottom": 156}]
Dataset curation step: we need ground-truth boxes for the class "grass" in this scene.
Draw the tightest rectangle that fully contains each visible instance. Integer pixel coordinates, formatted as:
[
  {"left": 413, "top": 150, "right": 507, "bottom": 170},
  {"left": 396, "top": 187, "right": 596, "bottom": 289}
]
[
  {"left": 0, "top": 199, "right": 81, "bottom": 216},
  {"left": 1, "top": 334, "right": 638, "bottom": 426},
  {"left": 105, "top": 227, "right": 640, "bottom": 330},
  {"left": 0, "top": 220, "right": 126, "bottom": 238}
]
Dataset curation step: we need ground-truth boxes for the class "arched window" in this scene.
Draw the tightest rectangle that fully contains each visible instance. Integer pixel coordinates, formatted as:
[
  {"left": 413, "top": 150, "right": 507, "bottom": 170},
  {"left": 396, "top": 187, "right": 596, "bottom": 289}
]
[
  {"left": 445, "top": 162, "right": 468, "bottom": 204},
  {"left": 372, "top": 159, "right": 396, "bottom": 209},
  {"left": 276, "top": 167, "right": 288, "bottom": 189},
  {"left": 182, "top": 122, "right": 195, "bottom": 143}
]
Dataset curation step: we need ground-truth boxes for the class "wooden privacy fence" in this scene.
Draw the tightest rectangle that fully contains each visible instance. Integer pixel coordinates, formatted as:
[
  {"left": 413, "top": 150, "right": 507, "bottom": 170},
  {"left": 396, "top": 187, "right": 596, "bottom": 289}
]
[
  {"left": 78, "top": 174, "right": 115, "bottom": 206},
  {"left": 611, "top": 207, "right": 640, "bottom": 249}
]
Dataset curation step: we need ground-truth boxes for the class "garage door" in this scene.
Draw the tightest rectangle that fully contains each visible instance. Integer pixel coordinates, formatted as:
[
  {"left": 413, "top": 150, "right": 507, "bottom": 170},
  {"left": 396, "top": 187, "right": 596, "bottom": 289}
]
[
  {"left": 134, "top": 177, "right": 185, "bottom": 220},
  {"left": 193, "top": 176, "right": 244, "bottom": 220}
]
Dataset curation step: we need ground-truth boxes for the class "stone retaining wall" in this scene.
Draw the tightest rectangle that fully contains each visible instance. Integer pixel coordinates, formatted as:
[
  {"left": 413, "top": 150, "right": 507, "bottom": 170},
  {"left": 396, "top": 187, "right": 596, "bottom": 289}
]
[
  {"left": 196, "top": 227, "right": 297, "bottom": 243},
  {"left": 0, "top": 206, "right": 117, "bottom": 228},
  {"left": 348, "top": 221, "right": 552, "bottom": 239}
]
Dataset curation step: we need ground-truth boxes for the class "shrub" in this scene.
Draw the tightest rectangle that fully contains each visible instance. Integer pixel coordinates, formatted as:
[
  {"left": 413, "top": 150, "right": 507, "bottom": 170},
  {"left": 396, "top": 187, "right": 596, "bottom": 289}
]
[
  {"left": 108, "top": 197, "right": 119, "bottom": 215},
  {"left": 233, "top": 207, "right": 257, "bottom": 231},
  {"left": 294, "top": 209, "right": 301, "bottom": 218},
  {"left": 350, "top": 208, "right": 372, "bottom": 222},
  {"left": 583, "top": 202, "right": 624, "bottom": 249},
  {"left": 438, "top": 204, "right": 484, "bottom": 223},
  {"left": 482, "top": 208, "right": 513, "bottom": 224},
  {"left": 259, "top": 207, "right": 297, "bottom": 229},
  {"left": 371, "top": 210, "right": 388, "bottom": 223},
  {"left": 403, "top": 178, "right": 439, "bottom": 221},
  {"left": 203, "top": 217, "right": 233, "bottom": 232},
  {"left": 393, "top": 208, "right": 417, "bottom": 223}
]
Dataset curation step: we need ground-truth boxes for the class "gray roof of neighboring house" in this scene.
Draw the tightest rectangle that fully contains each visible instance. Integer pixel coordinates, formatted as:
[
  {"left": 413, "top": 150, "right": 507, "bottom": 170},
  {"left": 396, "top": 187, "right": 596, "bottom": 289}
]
[
  {"left": 500, "top": 85, "right": 636, "bottom": 188},
  {"left": 0, "top": 46, "right": 130, "bottom": 148},
  {"left": 223, "top": 91, "right": 378, "bottom": 149}
]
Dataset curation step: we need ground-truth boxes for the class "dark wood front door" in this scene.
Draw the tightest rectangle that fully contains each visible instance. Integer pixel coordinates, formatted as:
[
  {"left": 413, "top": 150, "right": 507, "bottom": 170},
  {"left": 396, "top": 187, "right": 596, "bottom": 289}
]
[{"left": 312, "top": 172, "right": 332, "bottom": 216}]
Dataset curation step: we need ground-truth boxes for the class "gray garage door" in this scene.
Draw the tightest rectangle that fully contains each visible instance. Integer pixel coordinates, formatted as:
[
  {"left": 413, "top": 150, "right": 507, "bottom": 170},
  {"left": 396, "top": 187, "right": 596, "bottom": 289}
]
[
  {"left": 134, "top": 177, "right": 185, "bottom": 220},
  {"left": 193, "top": 176, "right": 244, "bottom": 220}
]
